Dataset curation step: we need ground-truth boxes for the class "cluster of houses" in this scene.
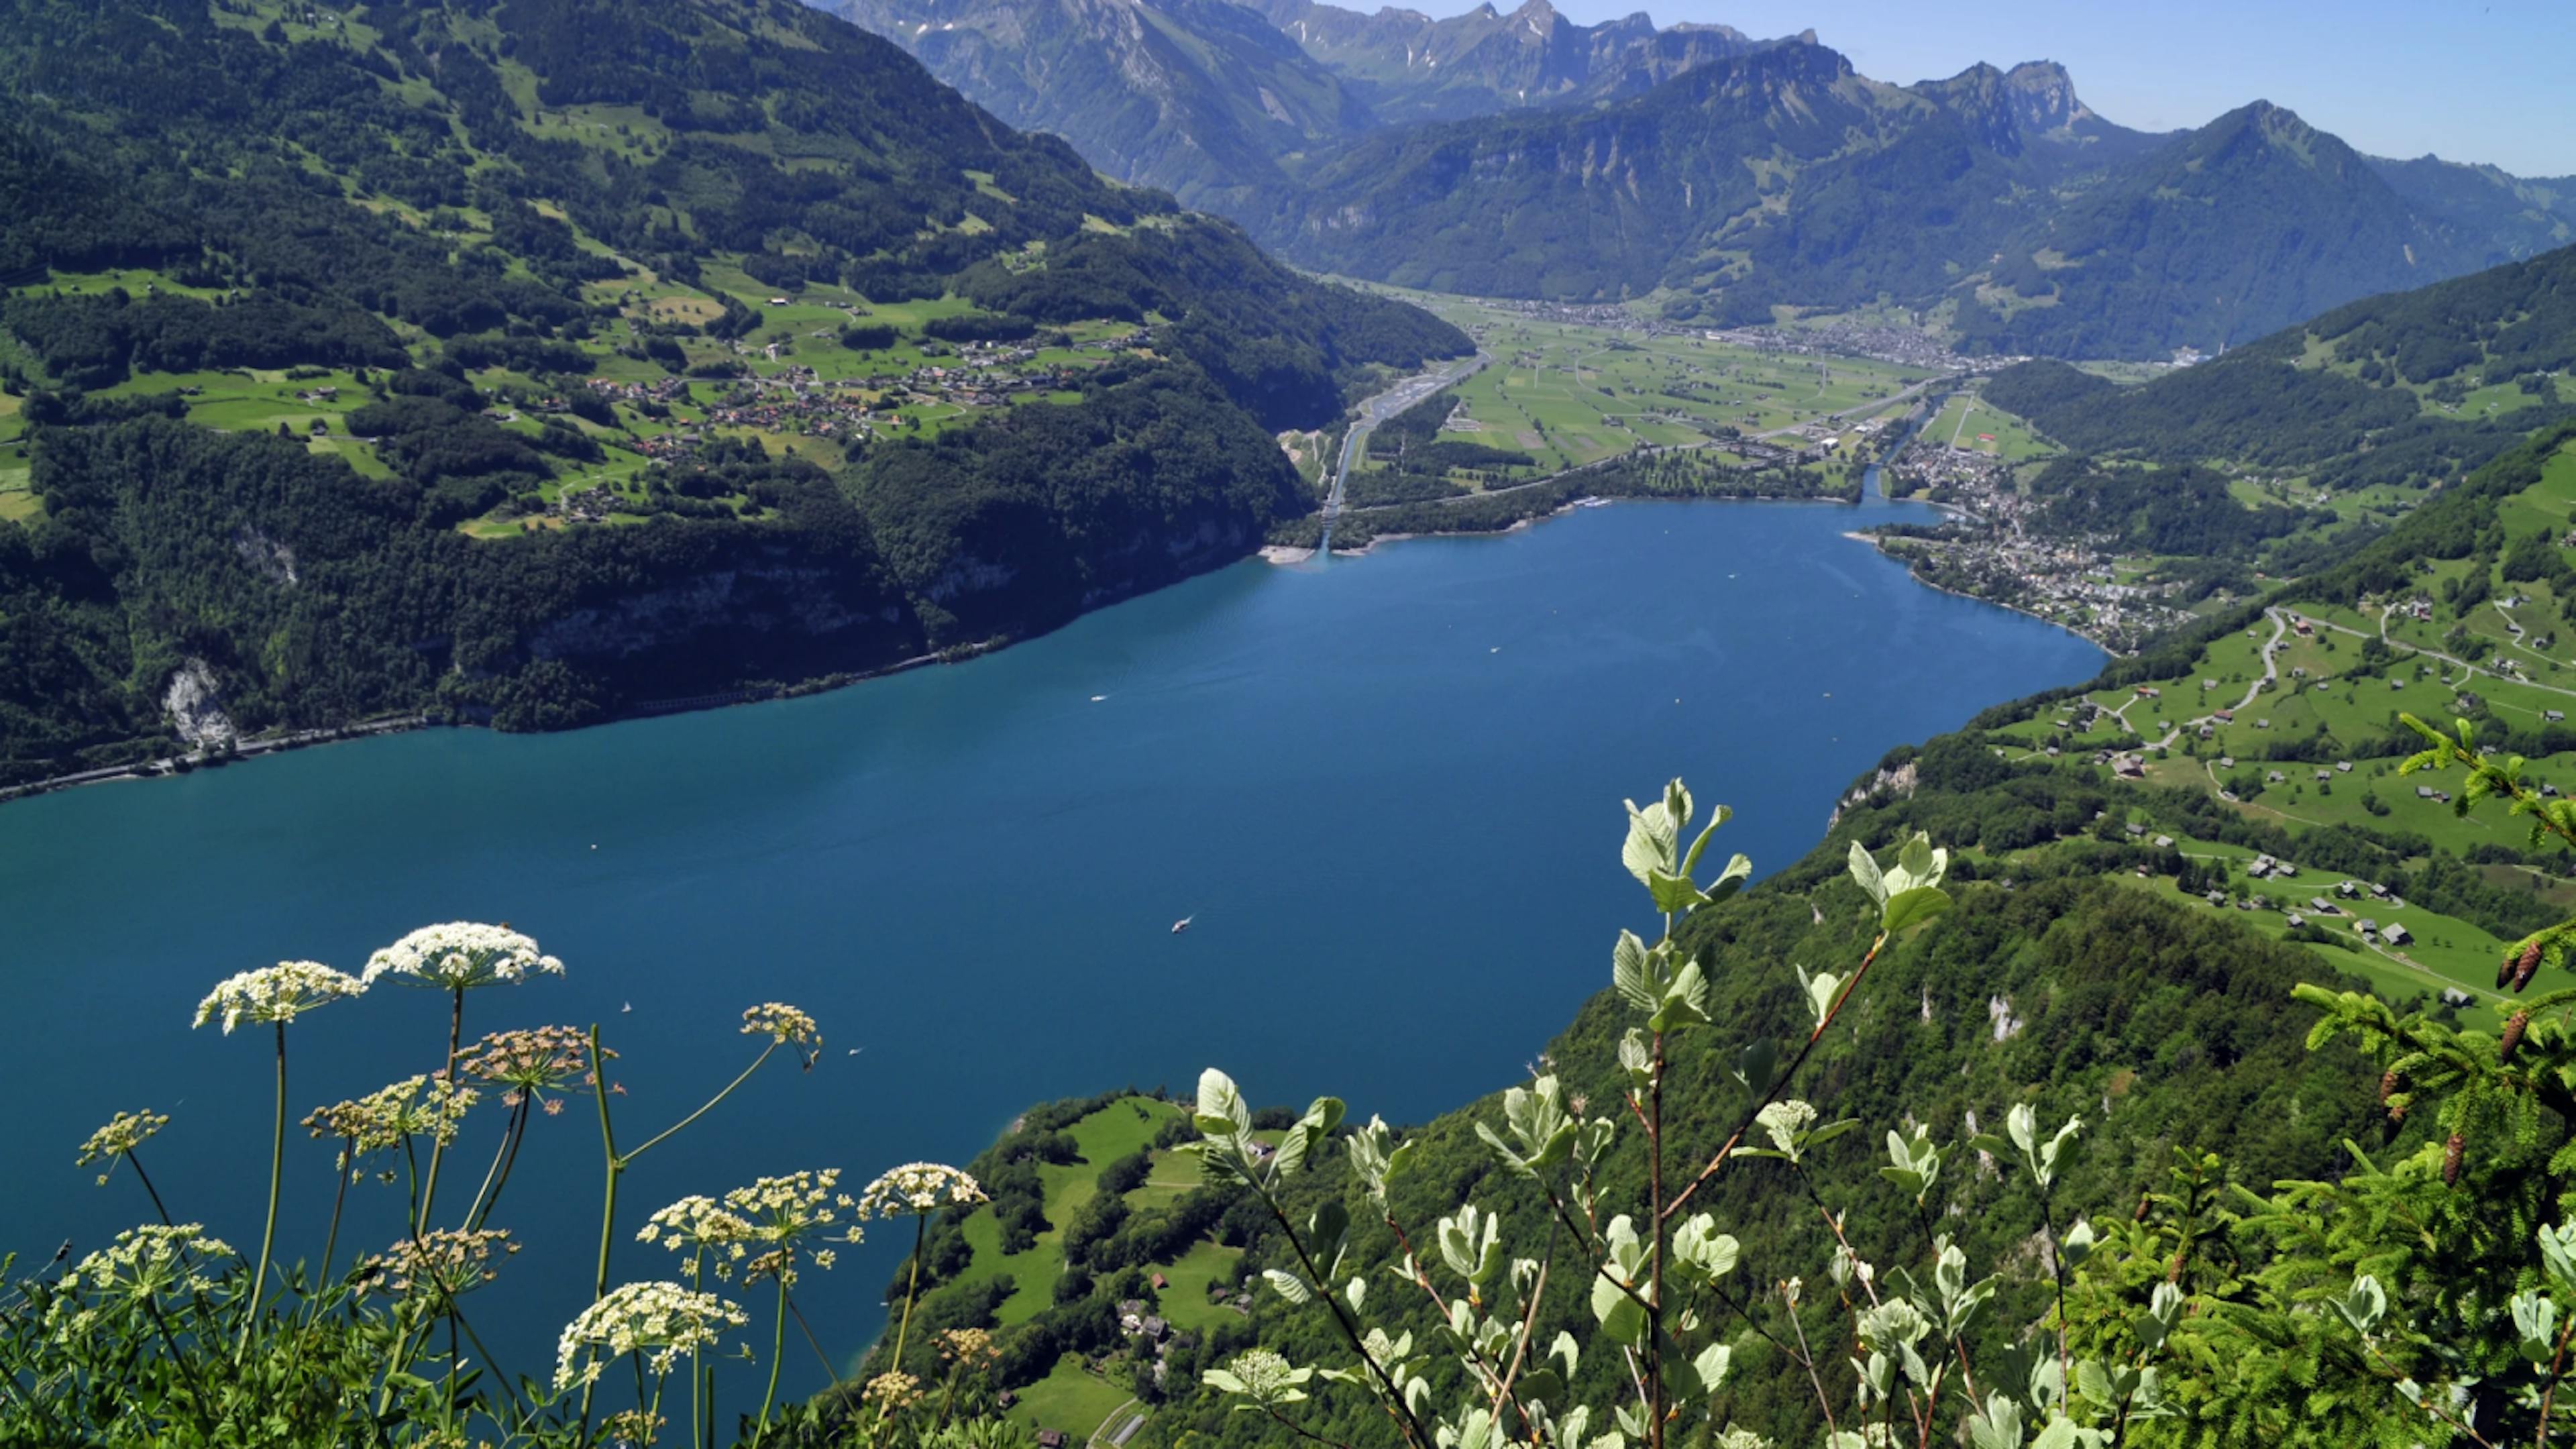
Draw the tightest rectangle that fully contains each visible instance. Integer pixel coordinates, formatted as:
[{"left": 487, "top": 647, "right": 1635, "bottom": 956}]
[
  {"left": 2213, "top": 861, "right": 2416, "bottom": 945},
  {"left": 1870, "top": 437, "right": 2195, "bottom": 651}
]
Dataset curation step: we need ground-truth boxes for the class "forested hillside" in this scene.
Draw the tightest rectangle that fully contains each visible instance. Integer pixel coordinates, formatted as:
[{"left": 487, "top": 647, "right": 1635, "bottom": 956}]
[
  {"left": 0, "top": 0, "right": 1466, "bottom": 784},
  {"left": 1984, "top": 241, "right": 2576, "bottom": 484}
]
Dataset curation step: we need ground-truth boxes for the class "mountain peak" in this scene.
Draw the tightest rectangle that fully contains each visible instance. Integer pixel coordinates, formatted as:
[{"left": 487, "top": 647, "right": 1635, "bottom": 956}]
[{"left": 2000, "top": 58, "right": 2090, "bottom": 131}]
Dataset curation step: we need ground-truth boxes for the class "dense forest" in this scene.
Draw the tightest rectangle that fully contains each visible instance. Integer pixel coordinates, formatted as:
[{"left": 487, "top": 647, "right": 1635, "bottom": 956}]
[{"left": 0, "top": 0, "right": 1466, "bottom": 784}]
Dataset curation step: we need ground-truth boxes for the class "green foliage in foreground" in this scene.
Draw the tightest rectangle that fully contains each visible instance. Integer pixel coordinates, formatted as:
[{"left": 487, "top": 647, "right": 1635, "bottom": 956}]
[
  {"left": 1144, "top": 745, "right": 2576, "bottom": 1448},
  {"left": 0, "top": 924, "right": 995, "bottom": 1447}
]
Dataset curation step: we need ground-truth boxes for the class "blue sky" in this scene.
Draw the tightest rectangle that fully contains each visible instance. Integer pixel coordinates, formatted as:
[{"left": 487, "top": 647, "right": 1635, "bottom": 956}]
[{"left": 1462, "top": 0, "right": 2576, "bottom": 177}]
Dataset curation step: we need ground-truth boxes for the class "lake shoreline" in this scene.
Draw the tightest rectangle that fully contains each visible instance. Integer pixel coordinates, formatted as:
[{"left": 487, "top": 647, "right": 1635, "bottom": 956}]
[
  {"left": 0, "top": 488, "right": 2067, "bottom": 812},
  {"left": 1841, "top": 528, "right": 2133, "bottom": 655}
]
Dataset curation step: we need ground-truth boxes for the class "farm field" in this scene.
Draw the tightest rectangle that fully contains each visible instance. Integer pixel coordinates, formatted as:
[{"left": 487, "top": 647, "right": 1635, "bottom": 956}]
[
  {"left": 1972, "top": 447, "right": 2576, "bottom": 1027},
  {"left": 1390, "top": 292, "right": 1937, "bottom": 477},
  {"left": 1922, "top": 388, "right": 2053, "bottom": 462}
]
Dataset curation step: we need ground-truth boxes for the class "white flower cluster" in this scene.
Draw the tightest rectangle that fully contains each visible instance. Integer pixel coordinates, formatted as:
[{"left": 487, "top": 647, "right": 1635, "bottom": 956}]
[
  {"left": 193, "top": 961, "right": 365, "bottom": 1034},
  {"left": 48, "top": 1224, "right": 233, "bottom": 1335},
  {"left": 554, "top": 1281, "right": 747, "bottom": 1391},
  {"left": 638, "top": 1195, "right": 755, "bottom": 1277},
  {"left": 1228, "top": 1349, "right": 1301, "bottom": 1398},
  {"left": 722, "top": 1170, "right": 859, "bottom": 1282},
  {"left": 854, "top": 1163, "right": 987, "bottom": 1220},
  {"left": 740, "top": 1002, "right": 821, "bottom": 1049},
  {"left": 362, "top": 922, "right": 564, "bottom": 991},
  {"left": 1756, "top": 1098, "right": 1818, "bottom": 1157},
  {"left": 76, "top": 1110, "right": 169, "bottom": 1176}
]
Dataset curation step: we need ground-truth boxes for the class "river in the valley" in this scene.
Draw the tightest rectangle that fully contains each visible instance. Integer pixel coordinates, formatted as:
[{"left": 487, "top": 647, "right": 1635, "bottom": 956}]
[{"left": 0, "top": 477, "right": 2100, "bottom": 1399}]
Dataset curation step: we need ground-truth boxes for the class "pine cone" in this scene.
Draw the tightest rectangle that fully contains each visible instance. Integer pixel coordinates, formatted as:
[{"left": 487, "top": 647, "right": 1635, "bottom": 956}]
[
  {"left": 2134, "top": 1194, "right": 2151, "bottom": 1222},
  {"left": 2502, "top": 947, "right": 2521, "bottom": 989},
  {"left": 2515, "top": 940, "right": 2545, "bottom": 993},
  {"left": 2379, "top": 1067, "right": 2400, "bottom": 1103},
  {"left": 2502, "top": 1012, "right": 2530, "bottom": 1063},
  {"left": 2443, "top": 1132, "right": 2465, "bottom": 1187}
]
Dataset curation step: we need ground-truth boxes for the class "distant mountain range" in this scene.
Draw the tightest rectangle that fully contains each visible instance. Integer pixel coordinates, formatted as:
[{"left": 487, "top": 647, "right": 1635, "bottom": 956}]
[{"left": 829, "top": 0, "right": 2576, "bottom": 358}]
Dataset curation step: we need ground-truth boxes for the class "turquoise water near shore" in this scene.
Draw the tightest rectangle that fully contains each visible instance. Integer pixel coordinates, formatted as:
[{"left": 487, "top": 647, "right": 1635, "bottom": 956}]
[{"left": 0, "top": 489, "right": 2100, "bottom": 1401}]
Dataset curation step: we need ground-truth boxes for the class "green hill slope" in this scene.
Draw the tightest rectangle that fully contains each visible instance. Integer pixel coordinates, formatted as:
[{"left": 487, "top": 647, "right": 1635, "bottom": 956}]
[
  {"left": 0, "top": 0, "right": 1465, "bottom": 784},
  {"left": 1983, "top": 242, "right": 2576, "bottom": 486}
]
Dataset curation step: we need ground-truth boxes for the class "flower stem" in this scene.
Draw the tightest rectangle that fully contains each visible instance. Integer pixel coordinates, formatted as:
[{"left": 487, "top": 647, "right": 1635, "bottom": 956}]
[
  {"left": 308, "top": 1144, "right": 351, "bottom": 1327},
  {"left": 125, "top": 1148, "right": 173, "bottom": 1227},
  {"left": 464, "top": 1095, "right": 533, "bottom": 1232},
  {"left": 879, "top": 1213, "right": 928, "bottom": 1422},
  {"left": 580, "top": 1024, "right": 622, "bottom": 1439},
  {"left": 235, "top": 1019, "right": 287, "bottom": 1364},
  {"left": 625, "top": 1040, "right": 777, "bottom": 1164},
  {"left": 757, "top": 1277, "right": 788, "bottom": 1436},
  {"left": 417, "top": 987, "right": 464, "bottom": 1234}
]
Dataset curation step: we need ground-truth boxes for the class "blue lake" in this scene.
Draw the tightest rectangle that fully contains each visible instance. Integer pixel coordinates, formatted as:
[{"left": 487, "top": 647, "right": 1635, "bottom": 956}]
[{"left": 0, "top": 488, "right": 2101, "bottom": 1404}]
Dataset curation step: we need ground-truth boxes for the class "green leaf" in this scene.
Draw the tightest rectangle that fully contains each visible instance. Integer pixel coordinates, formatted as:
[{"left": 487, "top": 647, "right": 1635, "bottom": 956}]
[
  {"left": 1195, "top": 1068, "right": 1250, "bottom": 1138},
  {"left": 1880, "top": 885, "right": 1952, "bottom": 936},
  {"left": 1847, "top": 839, "right": 1887, "bottom": 905},
  {"left": 1622, "top": 797, "right": 1678, "bottom": 887},
  {"left": 1734, "top": 1037, "right": 1779, "bottom": 1097},
  {"left": 2540, "top": 1222, "right": 2576, "bottom": 1296},
  {"left": 1590, "top": 1269, "right": 1645, "bottom": 1345},
  {"left": 1648, "top": 869, "right": 1708, "bottom": 914},
  {"left": 1262, "top": 1268, "right": 1312, "bottom": 1305},
  {"left": 2333, "top": 1275, "right": 2385, "bottom": 1335},
  {"left": 1688, "top": 1343, "right": 1731, "bottom": 1396},
  {"left": 1650, "top": 959, "right": 1711, "bottom": 1032},
  {"left": 1704, "top": 852, "right": 1753, "bottom": 904},
  {"left": 1611, "top": 931, "right": 1656, "bottom": 1014}
]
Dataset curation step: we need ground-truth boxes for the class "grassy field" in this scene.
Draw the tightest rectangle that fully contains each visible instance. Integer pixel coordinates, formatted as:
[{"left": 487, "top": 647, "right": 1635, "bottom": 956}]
[
  {"left": 1923, "top": 388, "right": 2052, "bottom": 461},
  {"left": 1363, "top": 290, "right": 1933, "bottom": 478},
  {"left": 1970, "top": 445, "right": 2576, "bottom": 1024},
  {"left": 1007, "top": 1354, "right": 1137, "bottom": 1441},
  {"left": 947, "top": 1097, "right": 1184, "bottom": 1329},
  {"left": 938, "top": 1096, "right": 1254, "bottom": 1441}
]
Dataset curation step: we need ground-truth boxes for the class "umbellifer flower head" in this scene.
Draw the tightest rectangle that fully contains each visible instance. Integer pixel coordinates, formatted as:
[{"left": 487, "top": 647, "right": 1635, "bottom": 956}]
[
  {"left": 48, "top": 1224, "right": 234, "bottom": 1335},
  {"left": 741, "top": 1002, "right": 820, "bottom": 1048},
  {"left": 193, "top": 961, "right": 364, "bottom": 1034},
  {"left": 458, "top": 1025, "right": 607, "bottom": 1106},
  {"left": 715, "top": 1169, "right": 859, "bottom": 1284},
  {"left": 362, "top": 922, "right": 564, "bottom": 991},
  {"left": 554, "top": 1281, "right": 747, "bottom": 1391},
  {"left": 601, "top": 1409, "right": 665, "bottom": 1448},
  {"left": 861, "top": 1371, "right": 923, "bottom": 1412},
  {"left": 305, "top": 1075, "right": 478, "bottom": 1155},
  {"left": 854, "top": 1163, "right": 986, "bottom": 1219},
  {"left": 638, "top": 1195, "right": 756, "bottom": 1279},
  {"left": 362, "top": 1228, "right": 518, "bottom": 1300},
  {"left": 741, "top": 1002, "right": 823, "bottom": 1067},
  {"left": 76, "top": 1110, "right": 169, "bottom": 1183}
]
